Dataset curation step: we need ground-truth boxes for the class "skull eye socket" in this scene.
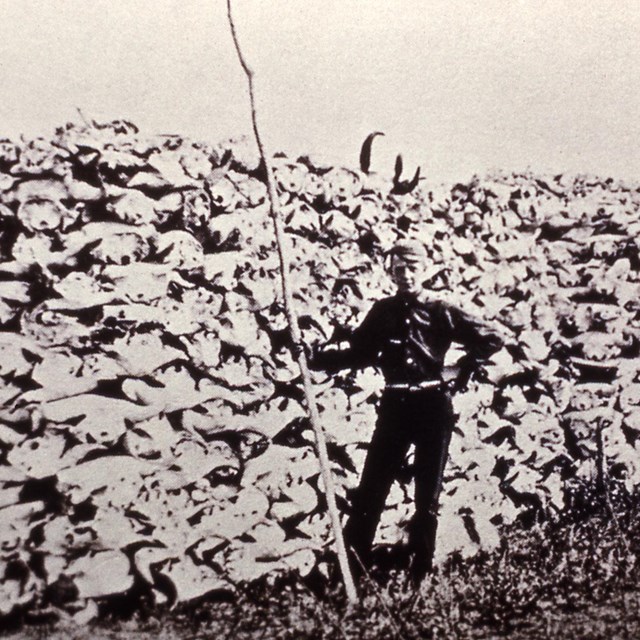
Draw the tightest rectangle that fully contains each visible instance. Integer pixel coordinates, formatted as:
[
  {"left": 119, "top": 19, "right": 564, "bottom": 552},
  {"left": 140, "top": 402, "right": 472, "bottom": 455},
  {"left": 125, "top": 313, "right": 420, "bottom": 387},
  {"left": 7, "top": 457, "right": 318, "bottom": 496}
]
[{"left": 204, "top": 465, "right": 240, "bottom": 487}]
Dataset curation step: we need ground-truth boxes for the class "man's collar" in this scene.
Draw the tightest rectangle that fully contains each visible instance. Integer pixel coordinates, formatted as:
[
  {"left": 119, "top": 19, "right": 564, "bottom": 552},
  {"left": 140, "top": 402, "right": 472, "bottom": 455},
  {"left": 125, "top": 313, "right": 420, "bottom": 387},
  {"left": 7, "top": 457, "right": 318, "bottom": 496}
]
[{"left": 394, "top": 290, "right": 432, "bottom": 305}]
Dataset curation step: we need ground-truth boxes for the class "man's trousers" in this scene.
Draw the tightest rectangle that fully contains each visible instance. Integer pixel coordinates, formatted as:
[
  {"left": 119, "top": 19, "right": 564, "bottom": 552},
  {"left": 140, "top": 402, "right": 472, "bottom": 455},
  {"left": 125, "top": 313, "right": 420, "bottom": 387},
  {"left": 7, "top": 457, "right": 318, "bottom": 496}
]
[{"left": 343, "top": 387, "right": 455, "bottom": 582}]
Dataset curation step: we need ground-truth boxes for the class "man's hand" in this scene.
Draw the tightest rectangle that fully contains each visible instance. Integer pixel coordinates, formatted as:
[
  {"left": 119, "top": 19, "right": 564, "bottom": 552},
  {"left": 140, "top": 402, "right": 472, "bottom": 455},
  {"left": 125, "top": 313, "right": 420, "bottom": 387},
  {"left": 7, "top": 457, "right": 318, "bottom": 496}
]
[
  {"left": 292, "top": 341, "right": 317, "bottom": 365},
  {"left": 448, "top": 361, "right": 492, "bottom": 394},
  {"left": 447, "top": 378, "right": 467, "bottom": 394},
  {"left": 291, "top": 341, "right": 307, "bottom": 359}
]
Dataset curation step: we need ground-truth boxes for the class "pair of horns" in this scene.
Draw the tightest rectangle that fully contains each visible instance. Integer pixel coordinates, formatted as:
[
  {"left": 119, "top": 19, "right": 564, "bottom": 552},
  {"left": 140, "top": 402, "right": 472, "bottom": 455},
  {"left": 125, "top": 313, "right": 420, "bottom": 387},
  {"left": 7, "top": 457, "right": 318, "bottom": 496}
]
[{"left": 359, "top": 132, "right": 421, "bottom": 195}]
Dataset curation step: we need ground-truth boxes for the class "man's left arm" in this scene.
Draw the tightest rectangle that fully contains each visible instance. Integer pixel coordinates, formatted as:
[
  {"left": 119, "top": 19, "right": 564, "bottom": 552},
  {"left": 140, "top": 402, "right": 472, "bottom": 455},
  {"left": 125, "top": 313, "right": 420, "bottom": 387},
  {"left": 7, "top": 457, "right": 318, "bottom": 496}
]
[{"left": 444, "top": 305, "right": 506, "bottom": 391}]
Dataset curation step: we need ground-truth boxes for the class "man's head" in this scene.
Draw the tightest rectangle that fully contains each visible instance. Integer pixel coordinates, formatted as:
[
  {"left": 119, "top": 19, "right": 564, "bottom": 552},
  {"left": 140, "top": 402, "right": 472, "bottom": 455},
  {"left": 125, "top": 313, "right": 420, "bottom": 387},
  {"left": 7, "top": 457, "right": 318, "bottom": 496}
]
[{"left": 387, "top": 239, "right": 429, "bottom": 297}]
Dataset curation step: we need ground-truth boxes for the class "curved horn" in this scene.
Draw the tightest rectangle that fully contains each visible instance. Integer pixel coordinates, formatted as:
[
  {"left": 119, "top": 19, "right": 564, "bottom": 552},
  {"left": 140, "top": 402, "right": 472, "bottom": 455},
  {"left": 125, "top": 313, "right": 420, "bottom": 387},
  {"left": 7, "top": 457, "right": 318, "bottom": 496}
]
[
  {"left": 393, "top": 154, "right": 403, "bottom": 183},
  {"left": 391, "top": 166, "right": 421, "bottom": 195},
  {"left": 359, "top": 131, "right": 384, "bottom": 174},
  {"left": 405, "top": 166, "right": 421, "bottom": 194}
]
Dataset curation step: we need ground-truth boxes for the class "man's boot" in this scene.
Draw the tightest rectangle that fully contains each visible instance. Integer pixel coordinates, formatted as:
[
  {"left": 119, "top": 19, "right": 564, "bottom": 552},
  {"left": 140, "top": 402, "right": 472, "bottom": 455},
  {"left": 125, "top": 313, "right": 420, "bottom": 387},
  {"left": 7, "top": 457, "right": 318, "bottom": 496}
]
[{"left": 408, "top": 511, "right": 438, "bottom": 585}]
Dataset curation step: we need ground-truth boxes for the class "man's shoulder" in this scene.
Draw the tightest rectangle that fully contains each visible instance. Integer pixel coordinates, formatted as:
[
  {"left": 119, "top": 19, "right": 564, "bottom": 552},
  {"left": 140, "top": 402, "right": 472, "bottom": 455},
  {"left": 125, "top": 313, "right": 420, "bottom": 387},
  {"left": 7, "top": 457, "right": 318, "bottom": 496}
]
[
  {"left": 370, "top": 293, "right": 447, "bottom": 312},
  {"left": 416, "top": 296, "right": 475, "bottom": 327},
  {"left": 415, "top": 294, "right": 449, "bottom": 313},
  {"left": 419, "top": 295, "right": 468, "bottom": 314},
  {"left": 368, "top": 294, "right": 401, "bottom": 310},
  {"left": 359, "top": 295, "right": 404, "bottom": 322}
]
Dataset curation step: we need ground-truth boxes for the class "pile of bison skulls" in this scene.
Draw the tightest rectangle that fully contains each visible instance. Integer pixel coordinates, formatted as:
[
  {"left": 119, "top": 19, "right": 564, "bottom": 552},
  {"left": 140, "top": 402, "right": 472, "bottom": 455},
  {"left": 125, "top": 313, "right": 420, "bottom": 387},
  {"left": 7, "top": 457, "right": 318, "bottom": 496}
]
[{"left": 0, "top": 120, "right": 639, "bottom": 619}]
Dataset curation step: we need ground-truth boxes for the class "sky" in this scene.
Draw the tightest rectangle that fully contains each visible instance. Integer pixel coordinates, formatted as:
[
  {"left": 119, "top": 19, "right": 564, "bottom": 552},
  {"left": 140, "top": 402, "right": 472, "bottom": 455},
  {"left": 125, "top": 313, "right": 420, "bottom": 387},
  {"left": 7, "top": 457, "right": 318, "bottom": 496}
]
[{"left": 0, "top": 0, "right": 638, "bottom": 183}]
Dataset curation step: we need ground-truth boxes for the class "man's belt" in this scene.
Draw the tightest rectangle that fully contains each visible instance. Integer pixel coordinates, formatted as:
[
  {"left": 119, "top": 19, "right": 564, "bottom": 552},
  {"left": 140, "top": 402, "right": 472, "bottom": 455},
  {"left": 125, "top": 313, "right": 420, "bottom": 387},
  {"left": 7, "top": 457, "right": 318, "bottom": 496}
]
[{"left": 385, "top": 380, "right": 444, "bottom": 392}]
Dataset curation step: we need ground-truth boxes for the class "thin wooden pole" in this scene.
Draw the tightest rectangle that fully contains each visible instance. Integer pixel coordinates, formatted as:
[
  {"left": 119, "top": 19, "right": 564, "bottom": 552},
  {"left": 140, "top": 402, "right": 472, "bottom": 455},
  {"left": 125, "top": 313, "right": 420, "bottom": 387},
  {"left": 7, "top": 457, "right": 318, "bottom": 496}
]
[{"left": 225, "top": 0, "right": 358, "bottom": 603}]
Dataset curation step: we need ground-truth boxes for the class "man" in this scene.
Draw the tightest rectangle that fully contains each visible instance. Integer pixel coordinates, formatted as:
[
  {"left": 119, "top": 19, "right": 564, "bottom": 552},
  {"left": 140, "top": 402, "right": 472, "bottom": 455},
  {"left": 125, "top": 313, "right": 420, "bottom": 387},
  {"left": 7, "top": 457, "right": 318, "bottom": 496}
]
[{"left": 309, "top": 239, "right": 504, "bottom": 584}]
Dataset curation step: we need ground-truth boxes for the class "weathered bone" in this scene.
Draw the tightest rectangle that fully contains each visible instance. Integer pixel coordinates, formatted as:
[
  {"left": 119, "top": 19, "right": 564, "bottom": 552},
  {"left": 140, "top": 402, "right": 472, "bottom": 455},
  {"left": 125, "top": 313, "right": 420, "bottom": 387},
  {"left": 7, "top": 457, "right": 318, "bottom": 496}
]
[
  {"left": 359, "top": 131, "right": 384, "bottom": 174},
  {"left": 391, "top": 156, "right": 421, "bottom": 195}
]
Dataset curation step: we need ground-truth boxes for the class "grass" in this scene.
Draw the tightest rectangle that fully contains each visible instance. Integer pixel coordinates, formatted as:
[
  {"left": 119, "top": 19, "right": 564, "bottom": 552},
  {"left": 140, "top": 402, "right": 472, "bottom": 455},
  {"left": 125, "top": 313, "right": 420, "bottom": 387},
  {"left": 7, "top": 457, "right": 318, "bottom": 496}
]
[{"left": 3, "top": 478, "right": 640, "bottom": 639}]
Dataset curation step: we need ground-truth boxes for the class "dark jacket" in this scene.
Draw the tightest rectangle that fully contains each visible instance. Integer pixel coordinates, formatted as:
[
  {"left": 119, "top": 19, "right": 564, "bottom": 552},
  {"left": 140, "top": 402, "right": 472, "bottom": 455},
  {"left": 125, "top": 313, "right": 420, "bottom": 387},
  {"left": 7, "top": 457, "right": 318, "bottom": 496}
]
[{"left": 310, "top": 293, "right": 503, "bottom": 386}]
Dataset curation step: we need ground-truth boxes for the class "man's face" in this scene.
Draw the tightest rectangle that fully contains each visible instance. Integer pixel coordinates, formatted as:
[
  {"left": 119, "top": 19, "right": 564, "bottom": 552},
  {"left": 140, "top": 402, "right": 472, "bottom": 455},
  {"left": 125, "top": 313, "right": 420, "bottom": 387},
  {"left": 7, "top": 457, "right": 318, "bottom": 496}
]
[{"left": 389, "top": 254, "right": 428, "bottom": 297}]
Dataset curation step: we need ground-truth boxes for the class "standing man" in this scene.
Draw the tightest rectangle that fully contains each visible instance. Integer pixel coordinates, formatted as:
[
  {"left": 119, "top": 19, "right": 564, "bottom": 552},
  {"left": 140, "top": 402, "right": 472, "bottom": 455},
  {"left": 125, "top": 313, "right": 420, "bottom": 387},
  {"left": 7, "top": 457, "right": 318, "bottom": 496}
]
[{"left": 309, "top": 239, "right": 504, "bottom": 584}]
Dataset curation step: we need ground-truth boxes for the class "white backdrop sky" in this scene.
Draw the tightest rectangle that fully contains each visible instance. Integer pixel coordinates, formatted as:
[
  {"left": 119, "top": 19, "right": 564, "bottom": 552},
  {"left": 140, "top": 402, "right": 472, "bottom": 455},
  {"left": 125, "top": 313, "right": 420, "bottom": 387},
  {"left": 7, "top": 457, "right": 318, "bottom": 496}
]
[{"left": 0, "top": 0, "right": 638, "bottom": 182}]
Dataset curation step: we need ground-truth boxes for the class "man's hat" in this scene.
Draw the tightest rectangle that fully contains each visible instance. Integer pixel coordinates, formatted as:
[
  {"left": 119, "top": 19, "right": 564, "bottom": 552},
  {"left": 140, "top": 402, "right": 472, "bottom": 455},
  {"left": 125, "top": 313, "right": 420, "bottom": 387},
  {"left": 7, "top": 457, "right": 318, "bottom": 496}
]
[{"left": 388, "top": 239, "right": 428, "bottom": 261}]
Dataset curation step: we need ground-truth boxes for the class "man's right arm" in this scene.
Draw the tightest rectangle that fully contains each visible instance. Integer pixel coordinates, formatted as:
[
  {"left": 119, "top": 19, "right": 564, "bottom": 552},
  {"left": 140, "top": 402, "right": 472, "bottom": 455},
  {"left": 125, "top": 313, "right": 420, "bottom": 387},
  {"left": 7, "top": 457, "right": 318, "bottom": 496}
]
[{"left": 308, "top": 301, "right": 383, "bottom": 373}]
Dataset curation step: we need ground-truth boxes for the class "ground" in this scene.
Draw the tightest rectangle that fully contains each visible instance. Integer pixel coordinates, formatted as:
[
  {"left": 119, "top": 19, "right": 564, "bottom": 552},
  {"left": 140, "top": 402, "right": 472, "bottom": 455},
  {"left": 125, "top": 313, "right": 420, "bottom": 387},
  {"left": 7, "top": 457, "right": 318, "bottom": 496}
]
[{"left": 4, "top": 486, "right": 640, "bottom": 640}]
